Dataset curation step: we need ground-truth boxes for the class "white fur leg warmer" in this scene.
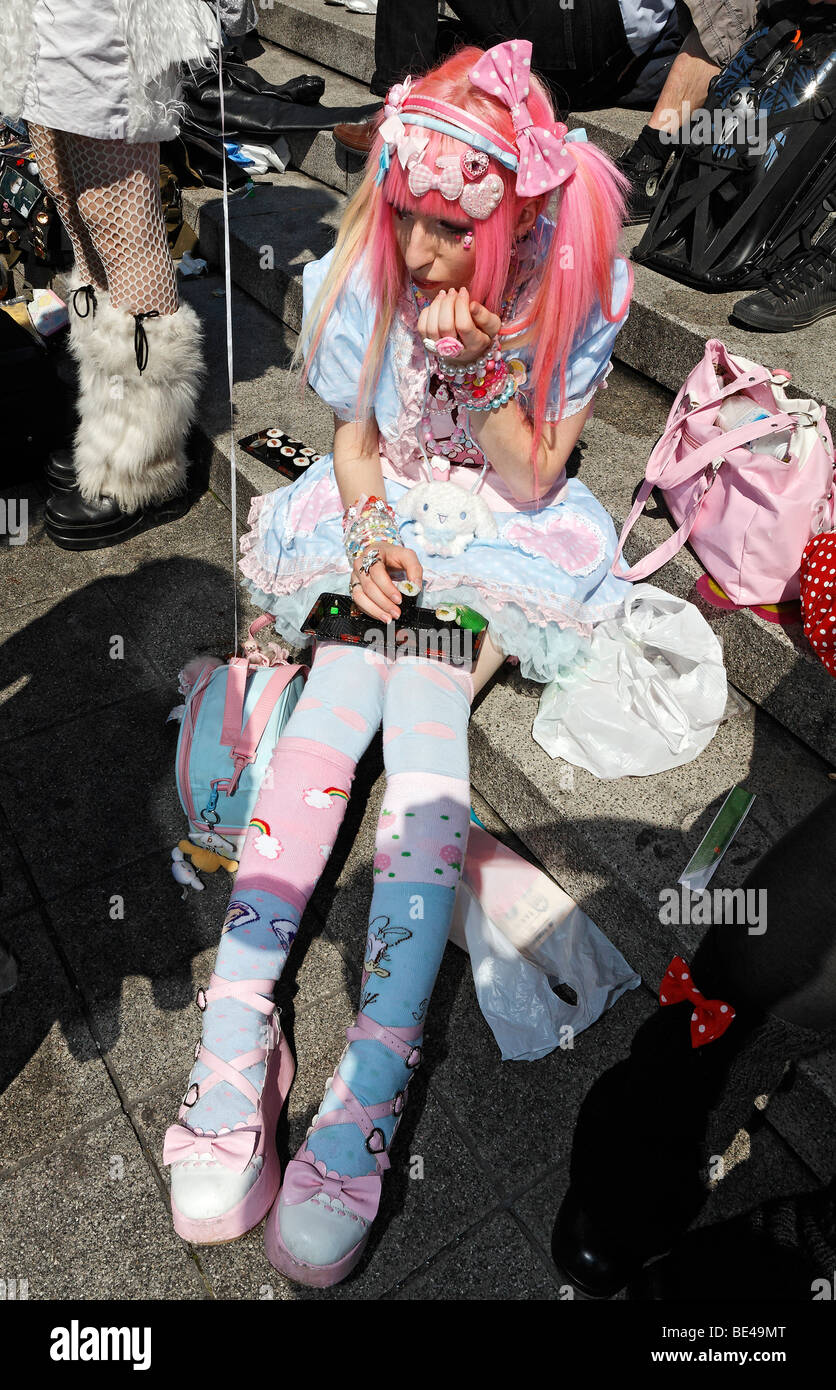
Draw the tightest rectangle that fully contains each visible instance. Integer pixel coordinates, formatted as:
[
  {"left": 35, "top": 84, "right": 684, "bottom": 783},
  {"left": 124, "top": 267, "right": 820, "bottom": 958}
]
[{"left": 73, "top": 299, "right": 205, "bottom": 510}]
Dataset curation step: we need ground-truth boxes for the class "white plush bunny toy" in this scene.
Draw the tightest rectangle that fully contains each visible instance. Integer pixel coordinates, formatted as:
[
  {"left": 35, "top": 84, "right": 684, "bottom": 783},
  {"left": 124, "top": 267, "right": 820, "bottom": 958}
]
[{"left": 396, "top": 480, "right": 498, "bottom": 557}]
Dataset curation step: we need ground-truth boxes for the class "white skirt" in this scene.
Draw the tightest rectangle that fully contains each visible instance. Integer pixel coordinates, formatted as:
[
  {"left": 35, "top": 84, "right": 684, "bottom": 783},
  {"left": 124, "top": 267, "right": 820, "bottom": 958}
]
[{"left": 8, "top": 0, "right": 217, "bottom": 142}]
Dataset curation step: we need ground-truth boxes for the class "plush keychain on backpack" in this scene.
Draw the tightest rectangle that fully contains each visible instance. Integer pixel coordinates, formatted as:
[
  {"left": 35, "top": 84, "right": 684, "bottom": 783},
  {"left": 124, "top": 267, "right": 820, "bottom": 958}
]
[{"left": 178, "top": 838, "right": 239, "bottom": 875}]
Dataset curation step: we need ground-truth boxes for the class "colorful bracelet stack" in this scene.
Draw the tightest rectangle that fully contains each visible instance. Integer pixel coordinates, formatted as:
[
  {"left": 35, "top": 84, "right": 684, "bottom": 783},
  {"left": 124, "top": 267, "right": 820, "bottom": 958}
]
[
  {"left": 343, "top": 493, "right": 400, "bottom": 561},
  {"left": 426, "top": 335, "right": 525, "bottom": 413}
]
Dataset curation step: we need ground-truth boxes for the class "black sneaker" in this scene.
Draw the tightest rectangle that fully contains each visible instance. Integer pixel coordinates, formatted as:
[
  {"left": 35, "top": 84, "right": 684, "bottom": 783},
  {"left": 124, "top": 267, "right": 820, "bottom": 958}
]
[
  {"left": 732, "top": 242, "right": 836, "bottom": 332},
  {"left": 615, "top": 146, "right": 668, "bottom": 225}
]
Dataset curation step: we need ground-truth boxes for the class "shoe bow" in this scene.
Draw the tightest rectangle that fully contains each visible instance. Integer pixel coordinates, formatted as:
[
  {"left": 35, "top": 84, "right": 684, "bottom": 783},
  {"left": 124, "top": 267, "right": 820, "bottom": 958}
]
[
  {"left": 659, "top": 955, "right": 736, "bottom": 1048},
  {"left": 282, "top": 1151, "right": 381, "bottom": 1222},
  {"left": 163, "top": 1123, "right": 258, "bottom": 1173}
]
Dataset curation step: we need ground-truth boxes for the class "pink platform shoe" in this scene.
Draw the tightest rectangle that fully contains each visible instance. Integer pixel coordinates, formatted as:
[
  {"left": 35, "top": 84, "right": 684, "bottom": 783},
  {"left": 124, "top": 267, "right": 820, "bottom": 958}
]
[
  {"left": 264, "top": 1012, "right": 423, "bottom": 1287},
  {"left": 163, "top": 974, "right": 295, "bottom": 1245}
]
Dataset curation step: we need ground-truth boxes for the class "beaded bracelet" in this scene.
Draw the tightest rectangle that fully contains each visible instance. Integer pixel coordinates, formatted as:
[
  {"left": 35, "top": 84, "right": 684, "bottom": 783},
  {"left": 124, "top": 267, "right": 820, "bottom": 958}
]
[
  {"left": 432, "top": 338, "right": 501, "bottom": 384},
  {"left": 457, "top": 356, "right": 527, "bottom": 413},
  {"left": 343, "top": 494, "right": 401, "bottom": 561}
]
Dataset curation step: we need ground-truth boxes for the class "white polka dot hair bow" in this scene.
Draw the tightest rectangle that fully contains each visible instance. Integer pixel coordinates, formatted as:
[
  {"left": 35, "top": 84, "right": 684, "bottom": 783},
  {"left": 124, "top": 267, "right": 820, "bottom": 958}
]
[{"left": 469, "top": 39, "right": 576, "bottom": 197}]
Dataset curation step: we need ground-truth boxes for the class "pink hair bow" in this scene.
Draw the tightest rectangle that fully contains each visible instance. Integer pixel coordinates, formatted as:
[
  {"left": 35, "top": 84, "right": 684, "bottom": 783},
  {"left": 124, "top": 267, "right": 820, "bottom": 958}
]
[
  {"left": 407, "top": 154, "right": 464, "bottom": 201},
  {"left": 282, "top": 1151, "right": 382, "bottom": 1222},
  {"left": 162, "top": 1123, "right": 258, "bottom": 1174},
  {"left": 469, "top": 40, "right": 576, "bottom": 196}
]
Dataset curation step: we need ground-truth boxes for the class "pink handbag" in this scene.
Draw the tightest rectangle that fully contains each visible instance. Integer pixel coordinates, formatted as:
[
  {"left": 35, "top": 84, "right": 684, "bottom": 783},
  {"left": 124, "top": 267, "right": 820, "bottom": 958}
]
[{"left": 612, "top": 339, "right": 836, "bottom": 606}]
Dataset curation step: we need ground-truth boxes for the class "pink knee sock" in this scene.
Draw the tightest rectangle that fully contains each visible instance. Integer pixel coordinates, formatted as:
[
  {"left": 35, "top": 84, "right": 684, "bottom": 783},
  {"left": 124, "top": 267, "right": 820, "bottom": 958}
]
[{"left": 235, "top": 736, "right": 357, "bottom": 911}]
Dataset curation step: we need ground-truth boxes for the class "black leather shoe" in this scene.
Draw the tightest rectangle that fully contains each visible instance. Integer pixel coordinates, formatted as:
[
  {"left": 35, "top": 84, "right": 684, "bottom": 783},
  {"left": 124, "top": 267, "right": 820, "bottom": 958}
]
[
  {"left": 45, "top": 485, "right": 190, "bottom": 551},
  {"left": 551, "top": 1188, "right": 643, "bottom": 1299},
  {"left": 614, "top": 146, "right": 668, "bottom": 225},
  {"left": 46, "top": 448, "right": 77, "bottom": 494}
]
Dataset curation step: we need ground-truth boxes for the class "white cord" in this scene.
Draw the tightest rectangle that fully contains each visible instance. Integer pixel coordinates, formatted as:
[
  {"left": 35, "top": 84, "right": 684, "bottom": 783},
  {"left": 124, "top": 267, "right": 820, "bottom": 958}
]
[{"left": 214, "top": 5, "right": 239, "bottom": 655}]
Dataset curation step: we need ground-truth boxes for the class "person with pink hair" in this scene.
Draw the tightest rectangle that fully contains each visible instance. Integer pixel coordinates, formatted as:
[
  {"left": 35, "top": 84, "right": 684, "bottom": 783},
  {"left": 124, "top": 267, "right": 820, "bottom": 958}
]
[{"left": 164, "top": 39, "right": 634, "bottom": 1289}]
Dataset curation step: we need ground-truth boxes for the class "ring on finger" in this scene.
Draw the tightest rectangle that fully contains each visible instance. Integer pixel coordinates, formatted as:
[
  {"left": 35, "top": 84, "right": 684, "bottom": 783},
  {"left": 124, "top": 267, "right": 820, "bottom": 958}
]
[{"left": 360, "top": 548, "right": 382, "bottom": 576}]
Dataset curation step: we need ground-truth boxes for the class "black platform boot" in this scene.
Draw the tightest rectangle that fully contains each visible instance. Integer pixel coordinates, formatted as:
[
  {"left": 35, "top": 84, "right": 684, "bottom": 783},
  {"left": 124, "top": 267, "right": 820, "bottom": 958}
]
[
  {"left": 45, "top": 294, "right": 203, "bottom": 551},
  {"left": 552, "top": 794, "right": 836, "bottom": 1299}
]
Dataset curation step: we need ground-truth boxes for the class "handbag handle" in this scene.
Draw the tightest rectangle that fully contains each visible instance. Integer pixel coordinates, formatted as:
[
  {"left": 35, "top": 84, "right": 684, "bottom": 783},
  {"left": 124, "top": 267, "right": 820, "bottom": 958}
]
[
  {"left": 648, "top": 342, "right": 787, "bottom": 475},
  {"left": 611, "top": 410, "right": 797, "bottom": 582}
]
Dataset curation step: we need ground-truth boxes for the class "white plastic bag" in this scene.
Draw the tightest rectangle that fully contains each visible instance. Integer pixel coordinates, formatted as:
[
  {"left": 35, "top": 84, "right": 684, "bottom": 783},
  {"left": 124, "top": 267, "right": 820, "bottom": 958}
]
[
  {"left": 532, "top": 584, "right": 727, "bottom": 779},
  {"left": 449, "top": 879, "right": 640, "bottom": 1062}
]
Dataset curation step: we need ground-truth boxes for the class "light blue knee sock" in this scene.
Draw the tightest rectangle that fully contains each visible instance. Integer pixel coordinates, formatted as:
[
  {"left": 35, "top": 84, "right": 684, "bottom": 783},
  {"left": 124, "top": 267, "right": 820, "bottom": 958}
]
[{"left": 308, "top": 656, "right": 473, "bottom": 1178}]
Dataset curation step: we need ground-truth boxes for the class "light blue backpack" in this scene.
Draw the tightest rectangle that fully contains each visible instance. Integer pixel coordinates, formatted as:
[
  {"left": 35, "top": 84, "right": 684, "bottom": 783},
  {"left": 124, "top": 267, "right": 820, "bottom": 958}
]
[{"left": 172, "top": 622, "right": 307, "bottom": 885}]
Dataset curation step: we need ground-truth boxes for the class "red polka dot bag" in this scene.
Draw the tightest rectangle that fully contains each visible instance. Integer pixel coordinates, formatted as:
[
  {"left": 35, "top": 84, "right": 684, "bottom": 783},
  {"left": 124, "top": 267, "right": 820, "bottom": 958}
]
[{"left": 800, "top": 533, "right": 836, "bottom": 677}]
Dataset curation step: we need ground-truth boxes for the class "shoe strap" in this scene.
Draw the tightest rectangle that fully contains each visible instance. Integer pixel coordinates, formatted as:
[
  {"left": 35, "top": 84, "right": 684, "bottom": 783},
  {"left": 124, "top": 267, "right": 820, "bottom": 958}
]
[
  {"left": 180, "top": 979, "right": 277, "bottom": 1118},
  {"left": 306, "top": 1014, "right": 425, "bottom": 1174},
  {"left": 197, "top": 973, "right": 275, "bottom": 1016},
  {"left": 307, "top": 1076, "right": 393, "bottom": 1175},
  {"left": 347, "top": 1011, "right": 423, "bottom": 1069},
  {"left": 179, "top": 1038, "right": 270, "bottom": 1119}
]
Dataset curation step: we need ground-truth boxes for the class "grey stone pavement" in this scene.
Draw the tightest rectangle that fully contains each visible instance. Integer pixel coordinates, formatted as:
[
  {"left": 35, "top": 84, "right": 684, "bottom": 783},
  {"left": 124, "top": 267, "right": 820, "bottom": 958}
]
[{"left": 0, "top": 460, "right": 821, "bottom": 1302}]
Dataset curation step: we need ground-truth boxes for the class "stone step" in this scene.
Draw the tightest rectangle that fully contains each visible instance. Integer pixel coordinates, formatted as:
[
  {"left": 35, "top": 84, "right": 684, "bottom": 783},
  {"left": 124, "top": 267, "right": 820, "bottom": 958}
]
[
  {"left": 258, "top": 0, "right": 836, "bottom": 415},
  {"left": 181, "top": 171, "right": 836, "bottom": 765},
  {"left": 244, "top": 35, "right": 377, "bottom": 194},
  {"left": 181, "top": 170, "right": 343, "bottom": 331},
  {"left": 261, "top": 0, "right": 378, "bottom": 87},
  {"left": 181, "top": 270, "right": 836, "bottom": 1180}
]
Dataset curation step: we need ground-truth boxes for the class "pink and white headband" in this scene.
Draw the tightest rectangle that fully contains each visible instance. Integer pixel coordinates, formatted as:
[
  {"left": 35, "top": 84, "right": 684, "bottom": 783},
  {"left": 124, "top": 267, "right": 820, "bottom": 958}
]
[{"left": 376, "top": 40, "right": 578, "bottom": 220}]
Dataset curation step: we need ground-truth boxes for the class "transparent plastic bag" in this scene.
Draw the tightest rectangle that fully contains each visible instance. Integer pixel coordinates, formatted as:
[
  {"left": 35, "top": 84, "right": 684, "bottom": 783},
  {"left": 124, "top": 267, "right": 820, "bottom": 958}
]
[
  {"left": 532, "top": 584, "right": 727, "bottom": 779},
  {"left": 449, "top": 877, "right": 640, "bottom": 1062}
]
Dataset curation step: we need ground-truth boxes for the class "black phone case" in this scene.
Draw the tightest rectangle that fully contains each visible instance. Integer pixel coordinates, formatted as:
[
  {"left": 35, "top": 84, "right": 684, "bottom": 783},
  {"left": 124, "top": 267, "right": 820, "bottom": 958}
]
[{"left": 301, "top": 592, "right": 488, "bottom": 671}]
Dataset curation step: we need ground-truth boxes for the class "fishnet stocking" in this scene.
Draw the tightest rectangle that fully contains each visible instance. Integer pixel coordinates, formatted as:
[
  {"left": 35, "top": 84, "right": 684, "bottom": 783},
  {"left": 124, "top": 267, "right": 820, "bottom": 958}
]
[
  {"left": 27, "top": 125, "right": 178, "bottom": 315},
  {"left": 27, "top": 123, "right": 106, "bottom": 291}
]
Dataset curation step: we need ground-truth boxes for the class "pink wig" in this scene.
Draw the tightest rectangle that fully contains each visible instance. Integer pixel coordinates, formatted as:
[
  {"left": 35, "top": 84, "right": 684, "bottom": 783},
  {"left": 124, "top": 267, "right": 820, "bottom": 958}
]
[{"left": 301, "top": 46, "right": 633, "bottom": 499}]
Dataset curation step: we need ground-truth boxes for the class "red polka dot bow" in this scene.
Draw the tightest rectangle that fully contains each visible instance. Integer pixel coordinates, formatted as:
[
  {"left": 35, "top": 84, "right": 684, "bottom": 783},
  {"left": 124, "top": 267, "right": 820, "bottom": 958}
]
[
  {"left": 659, "top": 956, "right": 736, "bottom": 1048},
  {"left": 800, "top": 532, "right": 836, "bottom": 678},
  {"left": 469, "top": 40, "right": 576, "bottom": 197}
]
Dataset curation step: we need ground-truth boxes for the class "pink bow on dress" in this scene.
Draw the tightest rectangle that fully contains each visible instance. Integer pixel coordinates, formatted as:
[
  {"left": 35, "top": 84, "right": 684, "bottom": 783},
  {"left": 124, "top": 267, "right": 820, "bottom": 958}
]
[
  {"left": 469, "top": 40, "right": 576, "bottom": 196},
  {"left": 281, "top": 1151, "right": 382, "bottom": 1222},
  {"left": 162, "top": 1123, "right": 258, "bottom": 1173}
]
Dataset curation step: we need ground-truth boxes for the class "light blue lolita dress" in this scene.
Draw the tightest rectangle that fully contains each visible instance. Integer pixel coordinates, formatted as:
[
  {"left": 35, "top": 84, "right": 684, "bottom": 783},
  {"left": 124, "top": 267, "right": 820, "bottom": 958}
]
[{"left": 239, "top": 219, "right": 632, "bottom": 683}]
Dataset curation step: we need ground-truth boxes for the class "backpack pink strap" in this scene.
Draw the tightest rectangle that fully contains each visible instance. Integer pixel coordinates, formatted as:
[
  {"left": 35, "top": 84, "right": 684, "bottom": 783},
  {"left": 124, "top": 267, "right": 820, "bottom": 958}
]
[
  {"left": 220, "top": 658, "right": 250, "bottom": 749},
  {"left": 612, "top": 411, "right": 797, "bottom": 582},
  {"left": 221, "top": 663, "right": 304, "bottom": 793}
]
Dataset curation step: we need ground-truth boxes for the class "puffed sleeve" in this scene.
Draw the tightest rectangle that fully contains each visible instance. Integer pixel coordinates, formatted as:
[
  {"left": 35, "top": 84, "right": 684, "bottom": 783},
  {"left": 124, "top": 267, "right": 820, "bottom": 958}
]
[
  {"left": 300, "top": 249, "right": 376, "bottom": 422},
  {"left": 513, "top": 256, "right": 631, "bottom": 422}
]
